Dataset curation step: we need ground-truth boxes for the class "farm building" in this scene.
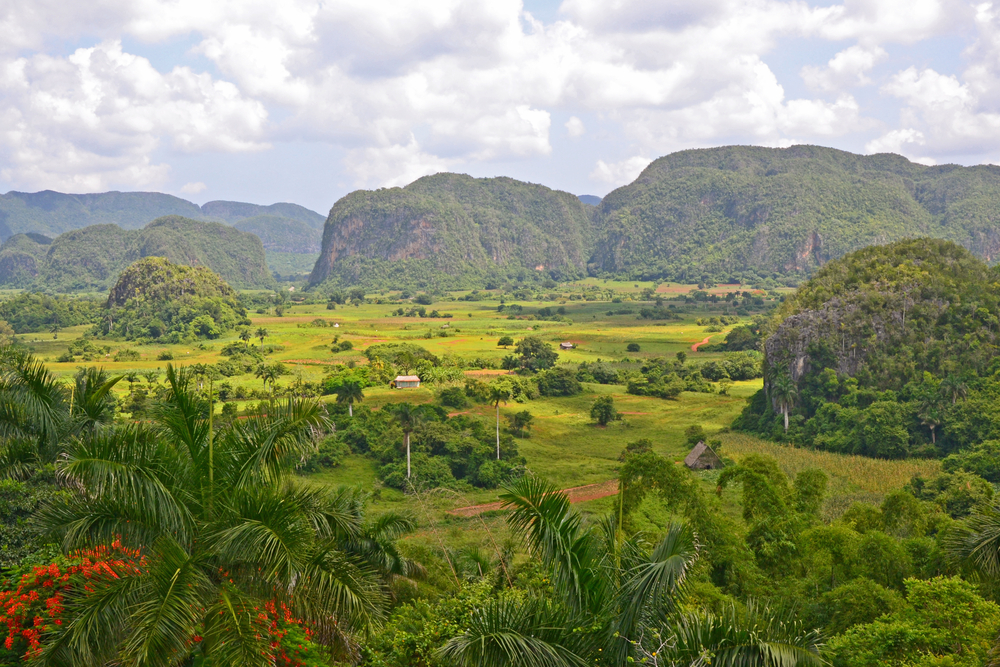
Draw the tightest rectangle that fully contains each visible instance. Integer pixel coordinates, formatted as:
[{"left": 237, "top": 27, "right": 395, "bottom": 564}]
[
  {"left": 683, "top": 442, "right": 723, "bottom": 470},
  {"left": 393, "top": 375, "right": 421, "bottom": 389},
  {"left": 560, "top": 342, "right": 574, "bottom": 350}
]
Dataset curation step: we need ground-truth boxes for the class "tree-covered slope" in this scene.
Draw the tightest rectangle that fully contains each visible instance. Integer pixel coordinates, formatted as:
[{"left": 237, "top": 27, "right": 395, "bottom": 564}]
[
  {"left": 26, "top": 216, "right": 275, "bottom": 292},
  {"left": 202, "top": 201, "right": 325, "bottom": 229},
  {"left": 590, "top": 145, "right": 1000, "bottom": 282},
  {"left": 233, "top": 215, "right": 322, "bottom": 253},
  {"left": 736, "top": 238, "right": 1000, "bottom": 459},
  {"left": 309, "top": 173, "right": 596, "bottom": 289},
  {"left": 0, "top": 233, "right": 51, "bottom": 287},
  {"left": 0, "top": 190, "right": 325, "bottom": 239}
]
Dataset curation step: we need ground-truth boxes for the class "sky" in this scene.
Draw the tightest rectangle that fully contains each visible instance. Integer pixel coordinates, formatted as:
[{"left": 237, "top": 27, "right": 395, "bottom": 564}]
[{"left": 2, "top": 0, "right": 1000, "bottom": 214}]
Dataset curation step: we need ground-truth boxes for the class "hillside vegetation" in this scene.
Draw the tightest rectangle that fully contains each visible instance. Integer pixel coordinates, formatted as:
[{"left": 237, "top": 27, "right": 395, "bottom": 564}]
[
  {"left": 100, "top": 256, "right": 249, "bottom": 341},
  {"left": 233, "top": 215, "right": 322, "bottom": 253},
  {"left": 309, "top": 173, "right": 595, "bottom": 289},
  {"left": 591, "top": 145, "right": 1000, "bottom": 282},
  {"left": 737, "top": 238, "right": 1000, "bottom": 461},
  {"left": 1, "top": 216, "right": 275, "bottom": 291},
  {"left": 0, "top": 189, "right": 324, "bottom": 238}
]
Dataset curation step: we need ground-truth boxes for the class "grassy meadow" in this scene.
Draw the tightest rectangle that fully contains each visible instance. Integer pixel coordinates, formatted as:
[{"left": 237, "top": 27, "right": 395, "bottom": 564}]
[{"left": 13, "top": 286, "right": 931, "bottom": 559}]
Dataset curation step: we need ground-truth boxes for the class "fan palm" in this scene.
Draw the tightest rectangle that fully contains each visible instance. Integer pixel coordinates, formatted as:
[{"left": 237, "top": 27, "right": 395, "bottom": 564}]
[
  {"left": 439, "top": 476, "right": 824, "bottom": 667},
  {"left": 36, "top": 364, "right": 409, "bottom": 666},
  {"left": 335, "top": 381, "right": 364, "bottom": 417}
]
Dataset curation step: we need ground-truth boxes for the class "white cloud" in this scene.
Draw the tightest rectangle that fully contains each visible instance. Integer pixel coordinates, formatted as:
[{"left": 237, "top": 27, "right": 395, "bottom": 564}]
[
  {"left": 0, "top": 40, "right": 267, "bottom": 192},
  {"left": 180, "top": 181, "right": 207, "bottom": 194},
  {"left": 0, "top": 0, "right": 992, "bottom": 194},
  {"left": 565, "top": 116, "right": 585, "bottom": 138},
  {"left": 591, "top": 155, "right": 652, "bottom": 185},
  {"left": 802, "top": 45, "right": 887, "bottom": 92}
]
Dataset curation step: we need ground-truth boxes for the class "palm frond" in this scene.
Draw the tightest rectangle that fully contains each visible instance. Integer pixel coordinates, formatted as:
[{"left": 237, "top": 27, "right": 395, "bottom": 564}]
[
  {"left": 437, "top": 596, "right": 589, "bottom": 667},
  {"left": 201, "top": 586, "right": 274, "bottom": 667},
  {"left": 949, "top": 501, "right": 1000, "bottom": 578},
  {"left": 663, "top": 601, "right": 824, "bottom": 667}
]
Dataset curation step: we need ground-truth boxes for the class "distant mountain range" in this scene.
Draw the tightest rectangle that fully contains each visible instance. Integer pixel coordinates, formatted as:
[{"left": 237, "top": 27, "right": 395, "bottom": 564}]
[
  {"left": 0, "top": 190, "right": 324, "bottom": 255},
  {"left": 0, "top": 216, "right": 274, "bottom": 291},
  {"left": 309, "top": 145, "right": 1000, "bottom": 288},
  {"left": 13, "top": 145, "right": 1000, "bottom": 292}
]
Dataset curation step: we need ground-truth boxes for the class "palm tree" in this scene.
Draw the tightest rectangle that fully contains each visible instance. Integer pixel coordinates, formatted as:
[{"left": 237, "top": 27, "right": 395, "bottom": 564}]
[
  {"left": 335, "top": 381, "right": 364, "bottom": 417},
  {"left": 239, "top": 328, "right": 252, "bottom": 349},
  {"left": 124, "top": 370, "right": 140, "bottom": 396},
  {"left": 387, "top": 402, "right": 424, "bottom": 479},
  {"left": 70, "top": 366, "right": 122, "bottom": 434},
  {"left": 142, "top": 369, "right": 160, "bottom": 386},
  {"left": 36, "top": 365, "right": 414, "bottom": 666},
  {"left": 940, "top": 375, "right": 969, "bottom": 405},
  {"left": 488, "top": 382, "right": 513, "bottom": 460},
  {"left": 771, "top": 373, "right": 797, "bottom": 433},
  {"left": 255, "top": 327, "right": 269, "bottom": 347},
  {"left": 918, "top": 403, "right": 943, "bottom": 444},
  {"left": 439, "top": 477, "right": 823, "bottom": 667}
]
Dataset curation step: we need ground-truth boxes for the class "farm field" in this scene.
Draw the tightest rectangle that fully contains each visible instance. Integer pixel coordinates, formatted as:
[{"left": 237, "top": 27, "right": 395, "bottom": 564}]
[{"left": 12, "top": 285, "right": 937, "bottom": 557}]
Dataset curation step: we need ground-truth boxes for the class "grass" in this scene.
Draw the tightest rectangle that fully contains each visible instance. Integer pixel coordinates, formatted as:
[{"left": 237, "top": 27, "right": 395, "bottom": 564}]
[{"left": 12, "top": 284, "right": 938, "bottom": 553}]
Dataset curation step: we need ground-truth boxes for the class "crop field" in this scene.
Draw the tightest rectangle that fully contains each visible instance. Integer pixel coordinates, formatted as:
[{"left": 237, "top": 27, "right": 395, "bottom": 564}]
[{"left": 12, "top": 286, "right": 930, "bottom": 552}]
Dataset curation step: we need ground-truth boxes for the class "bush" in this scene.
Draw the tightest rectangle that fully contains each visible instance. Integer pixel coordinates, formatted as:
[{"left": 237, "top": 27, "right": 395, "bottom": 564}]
[
  {"left": 114, "top": 348, "right": 141, "bottom": 361},
  {"left": 439, "top": 386, "right": 468, "bottom": 409},
  {"left": 626, "top": 343, "right": 640, "bottom": 352},
  {"left": 298, "top": 436, "right": 350, "bottom": 474},
  {"left": 157, "top": 351, "right": 174, "bottom": 361},
  {"left": 590, "top": 395, "right": 622, "bottom": 426},
  {"left": 536, "top": 367, "right": 582, "bottom": 396}
]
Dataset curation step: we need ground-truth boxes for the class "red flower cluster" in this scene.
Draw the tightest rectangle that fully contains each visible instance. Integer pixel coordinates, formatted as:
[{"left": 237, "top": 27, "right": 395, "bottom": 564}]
[{"left": 0, "top": 541, "right": 146, "bottom": 660}]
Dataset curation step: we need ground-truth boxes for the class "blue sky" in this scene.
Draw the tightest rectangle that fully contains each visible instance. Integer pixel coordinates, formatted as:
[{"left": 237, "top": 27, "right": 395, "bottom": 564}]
[{"left": 1, "top": 0, "right": 998, "bottom": 214}]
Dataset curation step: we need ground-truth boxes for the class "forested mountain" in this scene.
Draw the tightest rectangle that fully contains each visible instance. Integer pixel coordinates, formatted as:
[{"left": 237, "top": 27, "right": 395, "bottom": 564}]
[
  {"left": 309, "top": 146, "right": 1000, "bottom": 290},
  {"left": 737, "top": 238, "right": 1000, "bottom": 460},
  {"left": 309, "top": 173, "right": 596, "bottom": 289},
  {"left": 0, "top": 190, "right": 324, "bottom": 249},
  {"left": 591, "top": 145, "right": 1000, "bottom": 283},
  {"left": 0, "top": 216, "right": 275, "bottom": 291},
  {"left": 233, "top": 215, "right": 322, "bottom": 253}
]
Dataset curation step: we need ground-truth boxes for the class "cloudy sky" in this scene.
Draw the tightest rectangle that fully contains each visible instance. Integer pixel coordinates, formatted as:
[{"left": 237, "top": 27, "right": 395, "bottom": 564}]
[{"left": 1, "top": 0, "right": 999, "bottom": 213}]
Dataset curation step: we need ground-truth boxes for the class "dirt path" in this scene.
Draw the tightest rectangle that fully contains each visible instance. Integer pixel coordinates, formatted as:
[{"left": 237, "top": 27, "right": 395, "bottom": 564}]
[
  {"left": 691, "top": 335, "right": 712, "bottom": 352},
  {"left": 446, "top": 479, "right": 619, "bottom": 518}
]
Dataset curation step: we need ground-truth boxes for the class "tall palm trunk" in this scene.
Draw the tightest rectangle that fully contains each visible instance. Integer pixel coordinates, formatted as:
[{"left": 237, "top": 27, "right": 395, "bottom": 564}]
[
  {"left": 496, "top": 403, "right": 500, "bottom": 460},
  {"left": 406, "top": 432, "right": 411, "bottom": 478},
  {"left": 783, "top": 405, "right": 789, "bottom": 432},
  {"left": 349, "top": 402, "right": 353, "bottom": 417}
]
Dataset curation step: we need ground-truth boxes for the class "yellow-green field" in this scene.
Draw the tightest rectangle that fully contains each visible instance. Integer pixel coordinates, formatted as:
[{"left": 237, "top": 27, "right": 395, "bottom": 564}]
[{"left": 15, "top": 287, "right": 933, "bottom": 551}]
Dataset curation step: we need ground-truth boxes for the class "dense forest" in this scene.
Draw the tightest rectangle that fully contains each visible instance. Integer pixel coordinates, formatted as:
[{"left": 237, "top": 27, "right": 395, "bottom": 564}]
[{"left": 737, "top": 238, "right": 1000, "bottom": 464}]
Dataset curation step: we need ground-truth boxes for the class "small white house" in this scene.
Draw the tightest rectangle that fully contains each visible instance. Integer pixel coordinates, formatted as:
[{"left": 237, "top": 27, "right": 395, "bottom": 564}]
[
  {"left": 560, "top": 342, "right": 574, "bottom": 350},
  {"left": 393, "top": 375, "right": 421, "bottom": 389}
]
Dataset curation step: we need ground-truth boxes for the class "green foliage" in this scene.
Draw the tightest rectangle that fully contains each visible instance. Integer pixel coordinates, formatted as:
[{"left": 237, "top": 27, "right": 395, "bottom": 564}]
[
  {"left": 98, "top": 257, "right": 250, "bottom": 341},
  {"left": 825, "top": 577, "right": 1000, "bottom": 667},
  {"left": 16, "top": 216, "right": 275, "bottom": 291},
  {"left": 309, "top": 173, "right": 594, "bottom": 290},
  {"left": 739, "top": 239, "right": 1000, "bottom": 460},
  {"left": 589, "top": 395, "right": 621, "bottom": 426},
  {"left": 818, "top": 578, "right": 907, "bottom": 636},
  {"left": 0, "top": 293, "right": 100, "bottom": 333},
  {"left": 232, "top": 215, "right": 321, "bottom": 253},
  {"left": 513, "top": 336, "right": 558, "bottom": 372},
  {"left": 535, "top": 367, "right": 582, "bottom": 396}
]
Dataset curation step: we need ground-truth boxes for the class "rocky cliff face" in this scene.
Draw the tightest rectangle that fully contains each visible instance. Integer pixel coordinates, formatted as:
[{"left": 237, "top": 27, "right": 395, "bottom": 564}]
[{"left": 309, "top": 174, "right": 595, "bottom": 287}]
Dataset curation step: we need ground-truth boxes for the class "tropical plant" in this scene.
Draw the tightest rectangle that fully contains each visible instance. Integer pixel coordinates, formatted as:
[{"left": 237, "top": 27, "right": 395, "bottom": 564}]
[
  {"left": 589, "top": 395, "right": 621, "bottom": 426},
  {"left": 34, "top": 365, "right": 415, "bottom": 665},
  {"left": 335, "top": 381, "right": 365, "bottom": 417},
  {"left": 255, "top": 327, "right": 269, "bottom": 347},
  {"left": 771, "top": 374, "right": 797, "bottom": 433},
  {"left": 489, "top": 382, "right": 513, "bottom": 459},
  {"left": 438, "top": 477, "right": 824, "bottom": 666},
  {"left": 387, "top": 402, "right": 425, "bottom": 479}
]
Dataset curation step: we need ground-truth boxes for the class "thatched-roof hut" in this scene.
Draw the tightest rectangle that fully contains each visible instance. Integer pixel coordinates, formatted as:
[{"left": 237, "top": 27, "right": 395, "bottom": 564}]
[{"left": 683, "top": 441, "right": 723, "bottom": 470}]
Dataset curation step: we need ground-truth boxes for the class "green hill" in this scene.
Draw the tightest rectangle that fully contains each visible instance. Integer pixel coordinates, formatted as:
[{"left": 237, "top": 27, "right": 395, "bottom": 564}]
[
  {"left": 233, "top": 215, "right": 322, "bottom": 254},
  {"left": 0, "top": 233, "right": 51, "bottom": 287},
  {"left": 102, "top": 257, "right": 249, "bottom": 341},
  {"left": 590, "top": 145, "right": 1000, "bottom": 283},
  {"left": 735, "top": 238, "right": 1000, "bottom": 459},
  {"left": 0, "top": 190, "right": 325, "bottom": 238},
  {"left": 308, "top": 173, "right": 595, "bottom": 289},
  {"left": 22, "top": 216, "right": 275, "bottom": 292}
]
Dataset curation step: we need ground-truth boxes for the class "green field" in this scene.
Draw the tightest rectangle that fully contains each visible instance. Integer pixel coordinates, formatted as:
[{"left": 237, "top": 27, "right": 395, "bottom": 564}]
[{"left": 15, "top": 286, "right": 932, "bottom": 544}]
